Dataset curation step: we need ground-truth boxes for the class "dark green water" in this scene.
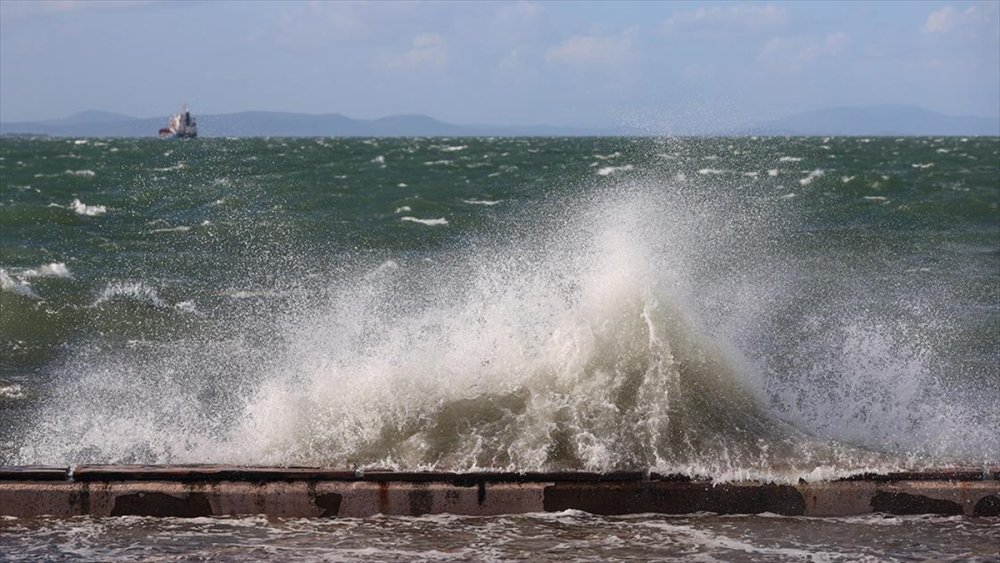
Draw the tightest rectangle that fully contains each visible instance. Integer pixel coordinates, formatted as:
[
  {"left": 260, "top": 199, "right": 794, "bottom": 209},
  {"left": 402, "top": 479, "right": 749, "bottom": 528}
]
[{"left": 1, "top": 136, "right": 998, "bottom": 477}]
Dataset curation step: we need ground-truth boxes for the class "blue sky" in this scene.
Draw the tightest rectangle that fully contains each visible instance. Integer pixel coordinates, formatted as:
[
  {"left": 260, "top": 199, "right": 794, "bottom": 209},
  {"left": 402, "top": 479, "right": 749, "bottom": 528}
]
[{"left": 1, "top": 0, "right": 998, "bottom": 129}]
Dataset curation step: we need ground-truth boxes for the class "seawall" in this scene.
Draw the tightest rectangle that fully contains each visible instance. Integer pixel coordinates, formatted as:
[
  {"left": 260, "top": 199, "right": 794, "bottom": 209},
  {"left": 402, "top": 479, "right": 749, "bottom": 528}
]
[{"left": 1, "top": 466, "right": 998, "bottom": 518}]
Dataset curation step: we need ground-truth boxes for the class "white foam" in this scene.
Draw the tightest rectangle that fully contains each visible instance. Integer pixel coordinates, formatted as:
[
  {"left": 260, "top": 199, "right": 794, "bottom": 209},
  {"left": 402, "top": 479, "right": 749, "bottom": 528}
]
[
  {"left": 798, "top": 169, "right": 824, "bottom": 186},
  {"left": 397, "top": 183, "right": 408, "bottom": 188},
  {"left": 22, "top": 263, "right": 73, "bottom": 279},
  {"left": 395, "top": 206, "right": 412, "bottom": 213},
  {"left": 65, "top": 169, "right": 96, "bottom": 177},
  {"left": 911, "top": 163, "right": 934, "bottom": 169},
  {"left": 93, "top": 282, "right": 166, "bottom": 308},
  {"left": 592, "top": 152, "right": 622, "bottom": 160},
  {"left": 152, "top": 163, "right": 185, "bottom": 172},
  {"left": 149, "top": 226, "right": 192, "bottom": 234},
  {"left": 767, "top": 169, "right": 779, "bottom": 177},
  {"left": 778, "top": 156, "right": 802, "bottom": 162},
  {"left": 462, "top": 199, "right": 501, "bottom": 206},
  {"left": 437, "top": 145, "right": 467, "bottom": 152},
  {"left": 596, "top": 165, "right": 635, "bottom": 176},
  {"left": 371, "top": 155, "right": 386, "bottom": 164},
  {"left": 0, "top": 384, "right": 25, "bottom": 400},
  {"left": 175, "top": 301, "right": 201, "bottom": 315},
  {"left": 0, "top": 270, "right": 38, "bottom": 299},
  {"left": 841, "top": 175, "right": 856, "bottom": 183},
  {"left": 401, "top": 216, "right": 449, "bottom": 226},
  {"left": 69, "top": 199, "right": 106, "bottom": 216},
  {"left": 697, "top": 168, "right": 723, "bottom": 175}
]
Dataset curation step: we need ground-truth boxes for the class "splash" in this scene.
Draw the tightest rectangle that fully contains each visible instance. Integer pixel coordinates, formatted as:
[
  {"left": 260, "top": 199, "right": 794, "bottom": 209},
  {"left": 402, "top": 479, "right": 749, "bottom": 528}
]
[{"left": 11, "top": 167, "right": 997, "bottom": 479}]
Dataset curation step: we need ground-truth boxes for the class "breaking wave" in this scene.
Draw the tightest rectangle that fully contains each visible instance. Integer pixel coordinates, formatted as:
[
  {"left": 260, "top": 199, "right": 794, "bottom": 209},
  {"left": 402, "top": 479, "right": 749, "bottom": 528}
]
[{"left": 11, "top": 169, "right": 997, "bottom": 480}]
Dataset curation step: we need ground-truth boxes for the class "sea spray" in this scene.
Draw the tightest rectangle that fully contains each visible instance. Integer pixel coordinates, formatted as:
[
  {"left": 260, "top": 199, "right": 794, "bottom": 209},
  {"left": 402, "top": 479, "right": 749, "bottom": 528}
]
[{"left": 5, "top": 136, "right": 997, "bottom": 479}]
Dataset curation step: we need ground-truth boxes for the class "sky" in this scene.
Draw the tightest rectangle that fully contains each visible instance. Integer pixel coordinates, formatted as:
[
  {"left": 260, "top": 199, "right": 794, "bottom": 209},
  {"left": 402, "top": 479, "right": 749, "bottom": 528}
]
[{"left": 1, "top": 0, "right": 998, "bottom": 130}]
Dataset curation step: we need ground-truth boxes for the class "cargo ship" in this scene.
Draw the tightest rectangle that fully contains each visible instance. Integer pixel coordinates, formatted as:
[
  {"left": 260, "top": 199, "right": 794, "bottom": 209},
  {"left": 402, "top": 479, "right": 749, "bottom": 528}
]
[{"left": 158, "top": 104, "right": 197, "bottom": 138}]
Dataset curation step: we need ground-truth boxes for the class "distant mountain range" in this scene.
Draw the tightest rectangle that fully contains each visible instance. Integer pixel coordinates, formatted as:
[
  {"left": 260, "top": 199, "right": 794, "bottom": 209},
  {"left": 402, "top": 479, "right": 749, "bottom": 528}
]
[
  {"left": 0, "top": 110, "right": 605, "bottom": 138},
  {"left": 1, "top": 105, "right": 997, "bottom": 137},
  {"left": 745, "top": 105, "right": 999, "bottom": 136}
]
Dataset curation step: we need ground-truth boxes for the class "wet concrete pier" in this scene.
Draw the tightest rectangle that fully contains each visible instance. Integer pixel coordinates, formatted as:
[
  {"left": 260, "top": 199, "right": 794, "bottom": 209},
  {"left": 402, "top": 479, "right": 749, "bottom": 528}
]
[{"left": 1, "top": 466, "right": 997, "bottom": 518}]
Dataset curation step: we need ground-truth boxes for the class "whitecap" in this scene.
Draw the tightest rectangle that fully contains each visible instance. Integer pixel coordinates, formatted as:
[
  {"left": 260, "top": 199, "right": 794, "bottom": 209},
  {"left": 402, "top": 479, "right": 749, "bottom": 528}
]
[
  {"left": 841, "top": 175, "right": 856, "bottom": 183},
  {"left": 152, "top": 163, "right": 185, "bottom": 172},
  {"left": 423, "top": 160, "right": 453, "bottom": 166},
  {"left": 149, "top": 226, "right": 192, "bottom": 234},
  {"left": 371, "top": 155, "right": 386, "bottom": 164},
  {"left": 397, "top": 183, "right": 408, "bottom": 188},
  {"left": 911, "top": 163, "right": 934, "bottom": 169},
  {"left": 799, "top": 169, "right": 825, "bottom": 186},
  {"left": 175, "top": 301, "right": 201, "bottom": 315},
  {"left": 592, "top": 152, "right": 622, "bottom": 160},
  {"left": 863, "top": 196, "right": 889, "bottom": 202},
  {"left": 696, "top": 168, "right": 723, "bottom": 175},
  {"left": 394, "top": 206, "right": 412, "bottom": 214},
  {"left": 401, "top": 216, "right": 449, "bottom": 226},
  {"left": 0, "top": 384, "right": 25, "bottom": 400},
  {"left": 0, "top": 269, "right": 39, "bottom": 298},
  {"left": 779, "top": 156, "right": 802, "bottom": 162},
  {"left": 69, "top": 199, "right": 106, "bottom": 216},
  {"left": 596, "top": 165, "right": 635, "bottom": 176},
  {"left": 22, "top": 263, "right": 73, "bottom": 279},
  {"left": 462, "top": 199, "right": 501, "bottom": 206},
  {"left": 437, "top": 145, "right": 467, "bottom": 152},
  {"left": 65, "top": 169, "right": 96, "bottom": 177},
  {"left": 767, "top": 169, "right": 779, "bottom": 177}
]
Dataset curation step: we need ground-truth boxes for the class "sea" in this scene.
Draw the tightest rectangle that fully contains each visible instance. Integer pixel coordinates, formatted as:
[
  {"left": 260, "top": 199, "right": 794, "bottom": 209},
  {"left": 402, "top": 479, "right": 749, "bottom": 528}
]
[{"left": 0, "top": 135, "right": 998, "bottom": 560}]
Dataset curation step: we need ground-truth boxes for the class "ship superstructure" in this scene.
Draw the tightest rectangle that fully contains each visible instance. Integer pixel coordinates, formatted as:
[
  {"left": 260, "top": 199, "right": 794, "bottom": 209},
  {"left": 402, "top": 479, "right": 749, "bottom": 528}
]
[{"left": 158, "top": 104, "right": 197, "bottom": 138}]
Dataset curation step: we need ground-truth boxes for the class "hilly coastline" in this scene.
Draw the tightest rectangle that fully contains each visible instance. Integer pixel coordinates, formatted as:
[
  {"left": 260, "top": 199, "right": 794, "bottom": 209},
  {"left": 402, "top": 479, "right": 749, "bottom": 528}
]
[{"left": 1, "top": 105, "right": 996, "bottom": 137}]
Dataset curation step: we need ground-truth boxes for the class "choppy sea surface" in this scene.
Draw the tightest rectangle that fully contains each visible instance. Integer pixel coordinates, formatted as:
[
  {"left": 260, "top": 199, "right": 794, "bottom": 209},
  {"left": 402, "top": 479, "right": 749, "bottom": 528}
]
[
  {"left": 1, "top": 136, "right": 998, "bottom": 558},
  {"left": 2, "top": 512, "right": 999, "bottom": 562}
]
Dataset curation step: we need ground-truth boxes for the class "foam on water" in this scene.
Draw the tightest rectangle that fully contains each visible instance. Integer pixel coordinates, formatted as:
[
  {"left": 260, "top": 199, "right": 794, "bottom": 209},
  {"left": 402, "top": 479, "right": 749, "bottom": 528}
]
[
  {"left": 401, "top": 216, "right": 449, "bottom": 226},
  {"left": 21, "top": 263, "right": 73, "bottom": 279},
  {"left": 69, "top": 198, "right": 106, "bottom": 216},
  {"left": 0, "top": 270, "right": 39, "bottom": 299},
  {"left": 149, "top": 226, "right": 192, "bottom": 234},
  {"left": 798, "top": 169, "right": 824, "bottom": 186},
  {"left": 595, "top": 165, "right": 634, "bottom": 176},
  {"left": 93, "top": 282, "right": 167, "bottom": 308}
]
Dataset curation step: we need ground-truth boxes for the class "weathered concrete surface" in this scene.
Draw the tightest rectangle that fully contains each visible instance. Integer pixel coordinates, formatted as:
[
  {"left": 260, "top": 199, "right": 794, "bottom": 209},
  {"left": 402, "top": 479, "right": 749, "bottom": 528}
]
[{"left": 0, "top": 466, "right": 996, "bottom": 518}]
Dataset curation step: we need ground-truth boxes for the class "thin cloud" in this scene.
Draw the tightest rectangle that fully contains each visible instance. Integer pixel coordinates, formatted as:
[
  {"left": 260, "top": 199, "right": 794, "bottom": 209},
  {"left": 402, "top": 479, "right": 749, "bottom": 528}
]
[
  {"left": 663, "top": 4, "right": 789, "bottom": 33},
  {"left": 758, "top": 32, "right": 849, "bottom": 72},
  {"left": 546, "top": 28, "right": 636, "bottom": 69},
  {"left": 391, "top": 33, "right": 448, "bottom": 69},
  {"left": 922, "top": 4, "right": 1000, "bottom": 38}
]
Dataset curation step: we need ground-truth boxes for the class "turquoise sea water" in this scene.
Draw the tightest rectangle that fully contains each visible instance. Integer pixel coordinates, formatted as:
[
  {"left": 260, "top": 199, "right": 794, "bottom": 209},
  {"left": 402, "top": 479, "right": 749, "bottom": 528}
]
[{"left": 0, "top": 135, "right": 998, "bottom": 558}]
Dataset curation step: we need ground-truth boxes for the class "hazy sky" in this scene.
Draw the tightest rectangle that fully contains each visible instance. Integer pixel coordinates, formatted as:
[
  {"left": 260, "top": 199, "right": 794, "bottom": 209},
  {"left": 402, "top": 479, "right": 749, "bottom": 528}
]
[{"left": 1, "top": 0, "right": 998, "bottom": 129}]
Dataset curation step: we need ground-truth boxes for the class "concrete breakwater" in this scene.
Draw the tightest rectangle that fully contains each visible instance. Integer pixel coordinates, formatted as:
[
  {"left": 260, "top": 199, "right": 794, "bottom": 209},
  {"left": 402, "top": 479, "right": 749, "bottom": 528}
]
[{"left": 1, "top": 466, "right": 998, "bottom": 519}]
